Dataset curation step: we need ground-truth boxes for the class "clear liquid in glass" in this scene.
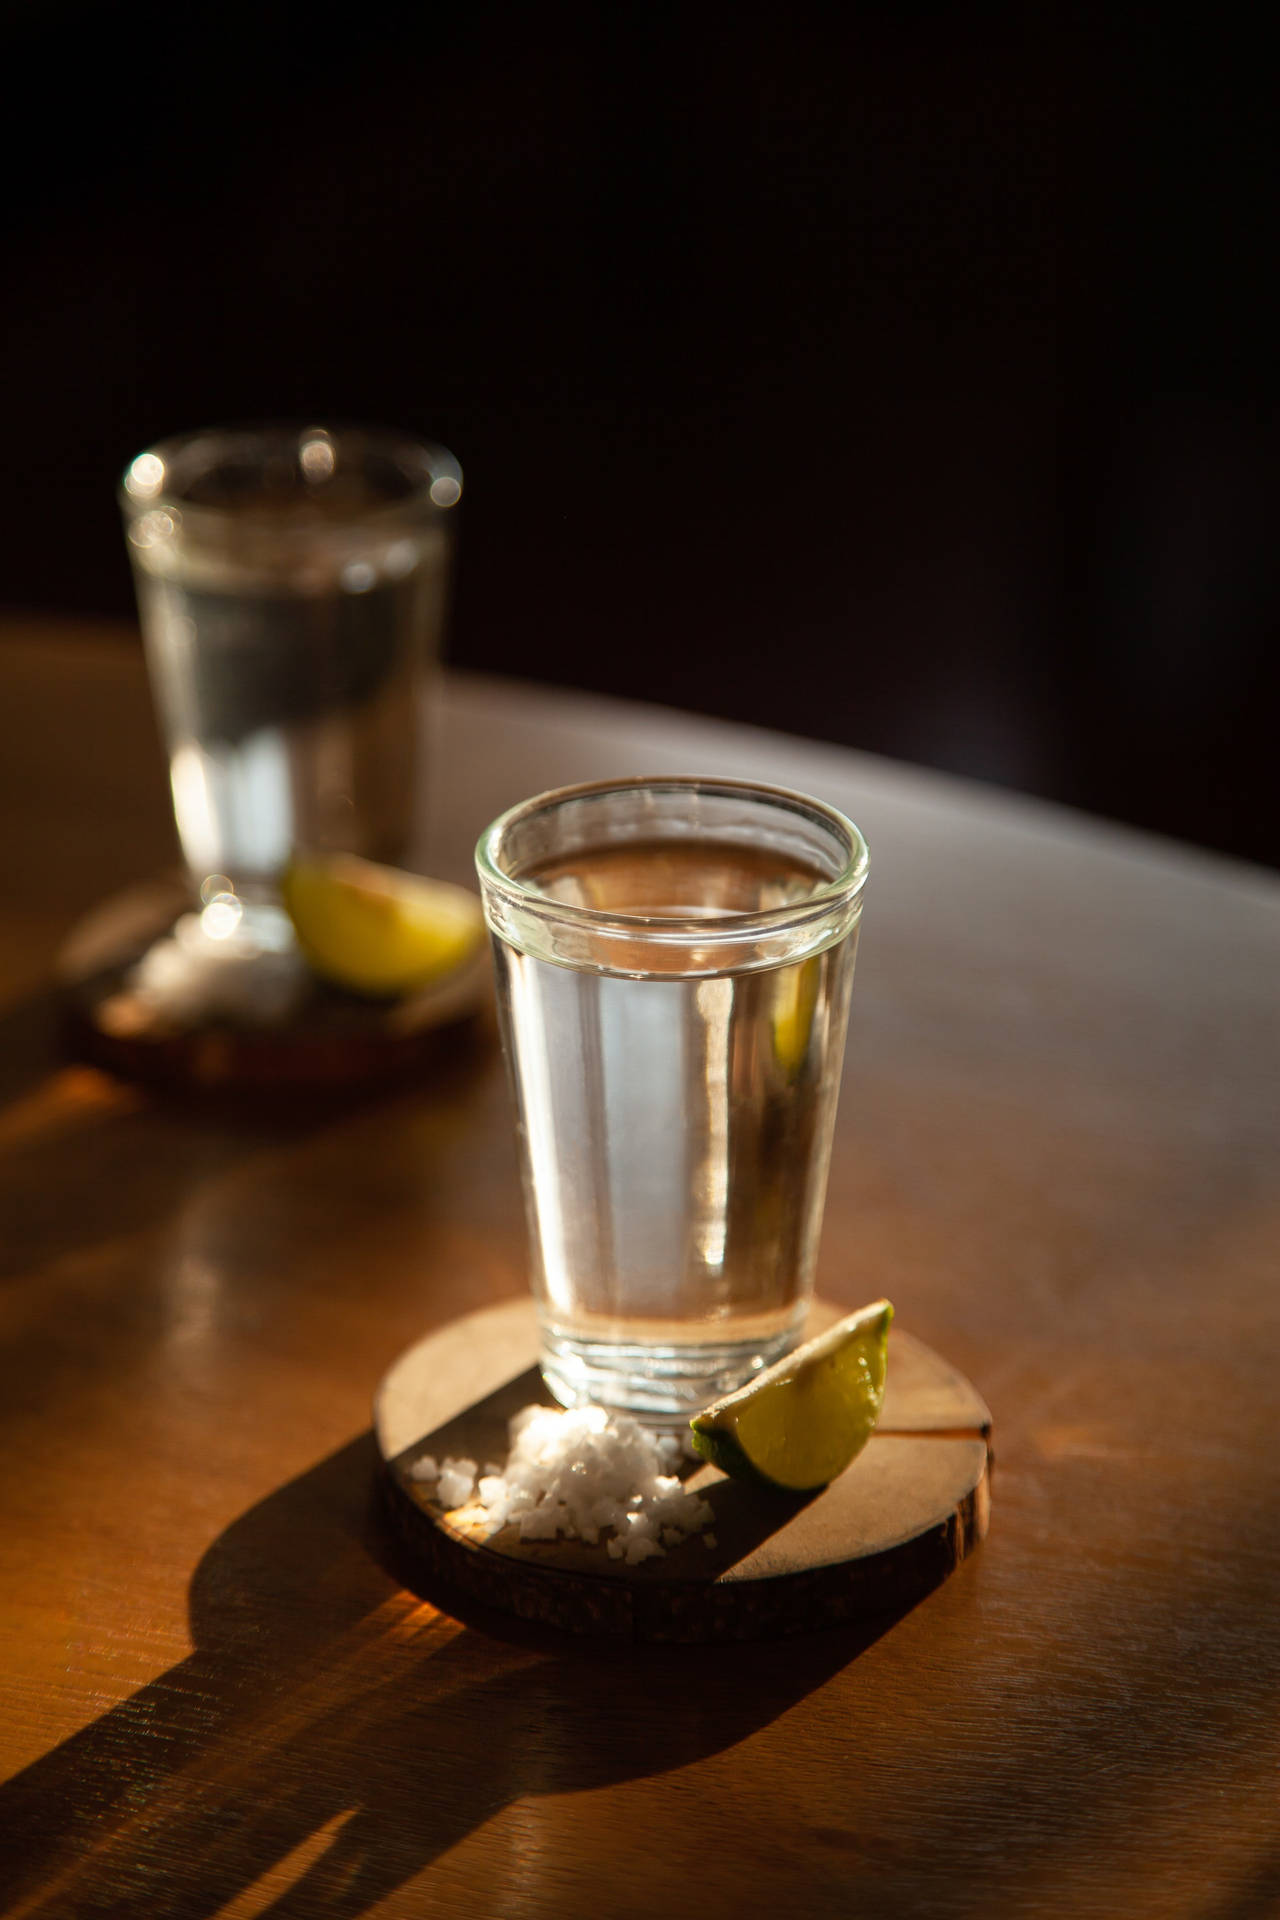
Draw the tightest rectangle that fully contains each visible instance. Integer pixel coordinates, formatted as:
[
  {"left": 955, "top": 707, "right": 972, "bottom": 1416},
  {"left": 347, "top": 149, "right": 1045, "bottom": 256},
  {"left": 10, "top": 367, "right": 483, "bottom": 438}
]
[
  {"left": 491, "top": 837, "right": 860, "bottom": 1416},
  {"left": 130, "top": 494, "right": 449, "bottom": 903}
]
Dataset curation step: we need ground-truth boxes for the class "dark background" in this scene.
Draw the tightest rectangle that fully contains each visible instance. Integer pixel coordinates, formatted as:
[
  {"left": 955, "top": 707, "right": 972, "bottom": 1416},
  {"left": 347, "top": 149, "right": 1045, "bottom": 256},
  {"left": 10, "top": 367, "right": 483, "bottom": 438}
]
[{"left": 4, "top": 4, "right": 1277, "bottom": 866}]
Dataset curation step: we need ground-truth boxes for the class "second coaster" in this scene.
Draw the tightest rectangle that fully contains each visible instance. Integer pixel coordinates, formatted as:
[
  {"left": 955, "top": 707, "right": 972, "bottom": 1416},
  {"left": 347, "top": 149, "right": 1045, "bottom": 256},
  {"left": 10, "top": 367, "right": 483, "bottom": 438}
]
[{"left": 57, "top": 874, "right": 490, "bottom": 1093}]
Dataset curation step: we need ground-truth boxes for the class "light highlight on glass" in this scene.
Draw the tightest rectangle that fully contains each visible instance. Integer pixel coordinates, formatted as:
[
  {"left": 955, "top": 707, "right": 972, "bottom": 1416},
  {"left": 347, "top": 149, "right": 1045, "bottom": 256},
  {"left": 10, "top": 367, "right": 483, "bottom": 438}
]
[
  {"left": 299, "top": 430, "right": 336, "bottom": 481},
  {"left": 125, "top": 452, "right": 165, "bottom": 498}
]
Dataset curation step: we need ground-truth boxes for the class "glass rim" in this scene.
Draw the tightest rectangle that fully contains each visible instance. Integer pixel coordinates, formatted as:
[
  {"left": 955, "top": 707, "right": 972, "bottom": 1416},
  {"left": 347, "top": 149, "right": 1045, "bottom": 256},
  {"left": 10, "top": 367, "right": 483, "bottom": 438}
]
[
  {"left": 475, "top": 775, "right": 869, "bottom": 943},
  {"left": 118, "top": 420, "right": 463, "bottom": 519}
]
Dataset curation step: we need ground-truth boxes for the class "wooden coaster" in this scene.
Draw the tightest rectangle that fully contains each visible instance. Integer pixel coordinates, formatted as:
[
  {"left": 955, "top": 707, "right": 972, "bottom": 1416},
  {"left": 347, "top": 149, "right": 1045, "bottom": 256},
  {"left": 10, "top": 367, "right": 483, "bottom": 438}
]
[
  {"left": 375, "top": 1298, "right": 993, "bottom": 1643},
  {"left": 57, "top": 875, "right": 490, "bottom": 1093}
]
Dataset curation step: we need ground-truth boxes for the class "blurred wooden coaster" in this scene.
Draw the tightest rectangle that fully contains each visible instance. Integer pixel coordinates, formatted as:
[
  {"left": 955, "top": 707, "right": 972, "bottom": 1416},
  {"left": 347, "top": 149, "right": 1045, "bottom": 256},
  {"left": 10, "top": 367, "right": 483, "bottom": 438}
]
[
  {"left": 376, "top": 1298, "right": 993, "bottom": 1643},
  {"left": 58, "top": 874, "right": 491, "bottom": 1093}
]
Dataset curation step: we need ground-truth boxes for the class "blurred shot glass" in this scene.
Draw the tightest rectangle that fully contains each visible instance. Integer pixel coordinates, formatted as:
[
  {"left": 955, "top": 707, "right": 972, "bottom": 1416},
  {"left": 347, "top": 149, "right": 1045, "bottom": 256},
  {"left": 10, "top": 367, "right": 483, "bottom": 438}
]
[{"left": 120, "top": 422, "right": 461, "bottom": 959}]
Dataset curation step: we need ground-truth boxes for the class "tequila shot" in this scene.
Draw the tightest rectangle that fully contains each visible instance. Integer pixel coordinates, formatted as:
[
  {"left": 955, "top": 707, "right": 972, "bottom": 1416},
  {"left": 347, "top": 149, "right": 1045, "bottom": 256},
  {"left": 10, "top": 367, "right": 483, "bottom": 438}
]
[
  {"left": 121, "top": 423, "right": 461, "bottom": 940},
  {"left": 476, "top": 777, "right": 869, "bottom": 1418}
]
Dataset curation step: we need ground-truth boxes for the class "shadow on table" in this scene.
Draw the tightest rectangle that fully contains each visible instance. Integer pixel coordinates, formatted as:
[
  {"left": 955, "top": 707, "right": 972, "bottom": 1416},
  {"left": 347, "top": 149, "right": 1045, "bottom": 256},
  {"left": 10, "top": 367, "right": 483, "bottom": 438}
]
[
  {"left": 0, "top": 984, "right": 63, "bottom": 1116},
  {"left": 1199, "top": 1862, "right": 1280, "bottom": 1920},
  {"left": 0, "top": 1431, "right": 906, "bottom": 1918}
]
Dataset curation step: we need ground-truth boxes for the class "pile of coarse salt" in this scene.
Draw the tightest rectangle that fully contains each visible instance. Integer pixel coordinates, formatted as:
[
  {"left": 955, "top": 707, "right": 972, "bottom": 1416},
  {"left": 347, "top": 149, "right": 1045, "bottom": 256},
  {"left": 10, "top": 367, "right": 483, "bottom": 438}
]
[
  {"left": 409, "top": 1403, "right": 717, "bottom": 1565},
  {"left": 127, "top": 913, "right": 307, "bottom": 1026}
]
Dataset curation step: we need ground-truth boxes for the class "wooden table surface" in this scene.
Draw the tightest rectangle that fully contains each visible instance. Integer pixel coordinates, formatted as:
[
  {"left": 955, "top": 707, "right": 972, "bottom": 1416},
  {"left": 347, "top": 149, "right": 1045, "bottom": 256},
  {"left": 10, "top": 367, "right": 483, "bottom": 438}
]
[{"left": 1, "top": 617, "right": 1277, "bottom": 1919}]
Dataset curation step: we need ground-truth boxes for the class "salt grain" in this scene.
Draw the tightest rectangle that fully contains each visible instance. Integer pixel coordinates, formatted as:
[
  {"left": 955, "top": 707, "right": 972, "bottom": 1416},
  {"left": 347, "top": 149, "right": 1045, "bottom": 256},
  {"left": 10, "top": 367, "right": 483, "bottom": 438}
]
[
  {"left": 436, "top": 1458, "right": 478, "bottom": 1508},
  {"left": 128, "top": 913, "right": 307, "bottom": 1025}
]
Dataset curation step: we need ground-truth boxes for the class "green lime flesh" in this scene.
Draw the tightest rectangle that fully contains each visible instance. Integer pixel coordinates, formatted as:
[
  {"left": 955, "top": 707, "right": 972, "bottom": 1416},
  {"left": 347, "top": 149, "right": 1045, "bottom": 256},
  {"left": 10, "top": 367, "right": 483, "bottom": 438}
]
[{"left": 689, "top": 1300, "right": 893, "bottom": 1493}]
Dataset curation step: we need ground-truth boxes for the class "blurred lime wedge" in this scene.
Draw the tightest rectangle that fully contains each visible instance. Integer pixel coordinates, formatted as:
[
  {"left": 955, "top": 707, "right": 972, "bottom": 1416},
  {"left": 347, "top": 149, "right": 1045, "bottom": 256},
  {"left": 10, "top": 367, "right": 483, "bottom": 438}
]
[
  {"left": 690, "top": 1299, "right": 893, "bottom": 1492},
  {"left": 771, "top": 955, "right": 821, "bottom": 1074},
  {"left": 281, "top": 855, "right": 484, "bottom": 998}
]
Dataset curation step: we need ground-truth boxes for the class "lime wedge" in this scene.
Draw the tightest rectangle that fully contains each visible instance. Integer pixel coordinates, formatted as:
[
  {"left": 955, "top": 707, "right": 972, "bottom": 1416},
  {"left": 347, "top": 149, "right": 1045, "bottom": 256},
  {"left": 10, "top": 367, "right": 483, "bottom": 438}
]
[
  {"left": 281, "top": 855, "right": 485, "bottom": 998},
  {"left": 689, "top": 1299, "right": 893, "bottom": 1492}
]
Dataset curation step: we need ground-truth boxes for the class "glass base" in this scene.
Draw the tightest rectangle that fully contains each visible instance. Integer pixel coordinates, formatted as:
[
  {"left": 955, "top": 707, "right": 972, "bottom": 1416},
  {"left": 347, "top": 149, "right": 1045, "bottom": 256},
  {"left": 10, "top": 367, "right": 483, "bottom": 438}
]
[{"left": 538, "top": 1315, "right": 804, "bottom": 1425}]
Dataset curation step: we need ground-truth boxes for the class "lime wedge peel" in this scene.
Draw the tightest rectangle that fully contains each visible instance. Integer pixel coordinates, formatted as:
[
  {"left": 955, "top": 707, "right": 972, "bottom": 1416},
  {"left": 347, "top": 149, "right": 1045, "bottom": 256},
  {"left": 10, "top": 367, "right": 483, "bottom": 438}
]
[
  {"left": 689, "top": 1299, "right": 894, "bottom": 1493},
  {"left": 281, "top": 854, "right": 485, "bottom": 999}
]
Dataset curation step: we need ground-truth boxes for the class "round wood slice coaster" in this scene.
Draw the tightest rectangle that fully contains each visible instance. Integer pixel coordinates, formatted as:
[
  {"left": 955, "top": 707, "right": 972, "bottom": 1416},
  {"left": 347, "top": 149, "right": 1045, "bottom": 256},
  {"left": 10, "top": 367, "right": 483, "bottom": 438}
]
[
  {"left": 375, "top": 1298, "right": 993, "bottom": 1643},
  {"left": 57, "top": 875, "right": 491, "bottom": 1093}
]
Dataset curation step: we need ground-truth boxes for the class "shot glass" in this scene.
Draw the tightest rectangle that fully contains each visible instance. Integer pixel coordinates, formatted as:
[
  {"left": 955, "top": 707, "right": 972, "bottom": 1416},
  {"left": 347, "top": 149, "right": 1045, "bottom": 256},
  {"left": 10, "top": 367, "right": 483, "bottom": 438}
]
[
  {"left": 120, "top": 423, "right": 462, "bottom": 945},
  {"left": 476, "top": 776, "right": 869, "bottom": 1419}
]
